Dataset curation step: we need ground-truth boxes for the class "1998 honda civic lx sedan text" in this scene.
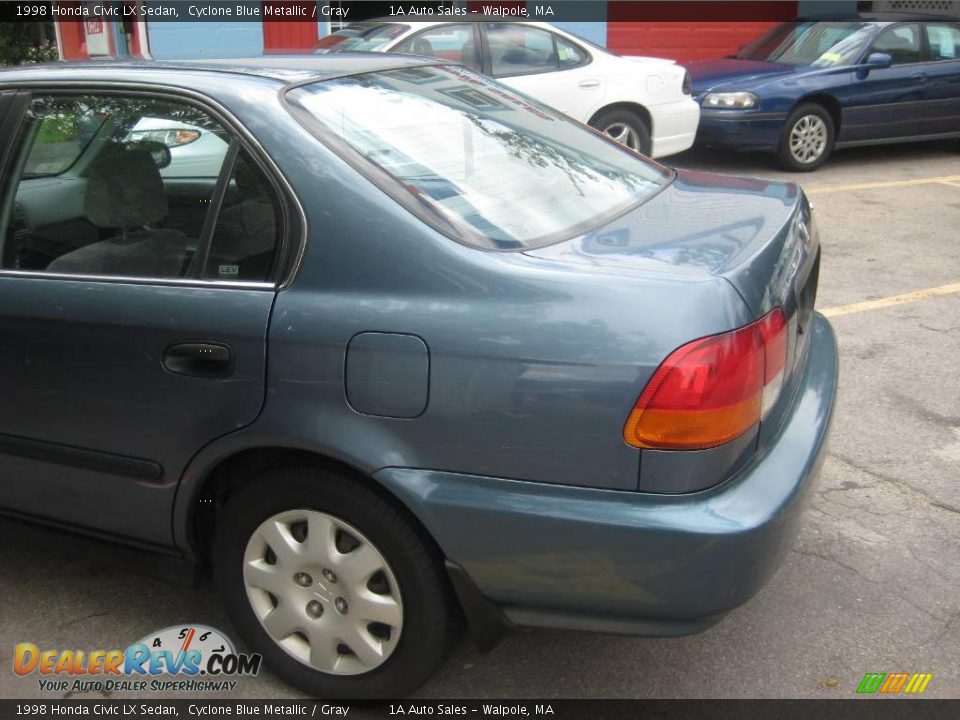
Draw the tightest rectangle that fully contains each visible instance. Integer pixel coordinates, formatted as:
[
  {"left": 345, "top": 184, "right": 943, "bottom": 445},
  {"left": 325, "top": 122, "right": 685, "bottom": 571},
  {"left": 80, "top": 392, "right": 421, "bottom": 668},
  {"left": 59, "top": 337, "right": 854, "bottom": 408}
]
[{"left": 0, "top": 56, "right": 837, "bottom": 698}]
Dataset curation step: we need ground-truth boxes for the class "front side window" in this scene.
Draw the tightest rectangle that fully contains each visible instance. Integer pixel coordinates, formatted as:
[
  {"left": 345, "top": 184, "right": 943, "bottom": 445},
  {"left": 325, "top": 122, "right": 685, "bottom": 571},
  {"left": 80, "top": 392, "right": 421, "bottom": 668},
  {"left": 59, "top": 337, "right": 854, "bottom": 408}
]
[
  {"left": 487, "top": 24, "right": 558, "bottom": 76},
  {"left": 926, "top": 24, "right": 960, "bottom": 61},
  {"left": 395, "top": 24, "right": 481, "bottom": 73},
  {"left": 870, "top": 24, "right": 921, "bottom": 65},
  {"left": 286, "top": 65, "right": 668, "bottom": 250},
  {"left": 0, "top": 93, "right": 280, "bottom": 281}
]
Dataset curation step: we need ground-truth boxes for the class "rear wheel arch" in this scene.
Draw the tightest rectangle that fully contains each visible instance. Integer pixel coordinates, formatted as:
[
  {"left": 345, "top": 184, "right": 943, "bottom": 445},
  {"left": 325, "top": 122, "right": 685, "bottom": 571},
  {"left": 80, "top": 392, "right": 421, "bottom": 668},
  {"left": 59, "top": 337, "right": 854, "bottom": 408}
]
[
  {"left": 588, "top": 102, "right": 654, "bottom": 155},
  {"left": 589, "top": 101, "right": 653, "bottom": 136},
  {"left": 186, "top": 446, "right": 444, "bottom": 567},
  {"left": 209, "top": 457, "right": 462, "bottom": 697}
]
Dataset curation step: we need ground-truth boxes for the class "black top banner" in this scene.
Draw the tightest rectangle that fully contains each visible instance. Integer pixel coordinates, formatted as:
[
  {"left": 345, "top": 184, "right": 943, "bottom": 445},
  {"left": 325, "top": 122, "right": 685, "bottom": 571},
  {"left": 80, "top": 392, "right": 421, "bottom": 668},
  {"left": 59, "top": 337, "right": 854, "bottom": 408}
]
[{"left": 3, "top": 0, "right": 951, "bottom": 24}]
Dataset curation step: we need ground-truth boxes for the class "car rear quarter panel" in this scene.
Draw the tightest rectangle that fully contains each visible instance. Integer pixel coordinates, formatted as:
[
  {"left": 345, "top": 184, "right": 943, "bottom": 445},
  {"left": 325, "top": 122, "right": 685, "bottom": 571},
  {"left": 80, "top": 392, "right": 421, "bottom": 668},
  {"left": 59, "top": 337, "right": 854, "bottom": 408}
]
[
  {"left": 375, "top": 312, "right": 838, "bottom": 630},
  {"left": 255, "top": 190, "right": 751, "bottom": 492},
  {"left": 180, "top": 82, "right": 753, "bottom": 495}
]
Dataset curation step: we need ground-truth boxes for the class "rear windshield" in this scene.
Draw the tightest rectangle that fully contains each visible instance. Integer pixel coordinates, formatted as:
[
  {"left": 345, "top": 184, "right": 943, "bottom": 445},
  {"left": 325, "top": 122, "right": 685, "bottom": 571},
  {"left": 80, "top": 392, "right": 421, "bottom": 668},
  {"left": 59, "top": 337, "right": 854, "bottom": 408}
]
[{"left": 286, "top": 65, "right": 669, "bottom": 250}]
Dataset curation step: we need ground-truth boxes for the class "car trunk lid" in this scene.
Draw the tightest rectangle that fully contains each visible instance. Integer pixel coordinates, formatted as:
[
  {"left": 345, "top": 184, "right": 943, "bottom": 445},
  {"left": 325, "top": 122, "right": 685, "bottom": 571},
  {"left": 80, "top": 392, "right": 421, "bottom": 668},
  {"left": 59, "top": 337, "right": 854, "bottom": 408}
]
[
  {"left": 525, "top": 168, "right": 821, "bottom": 450},
  {"left": 524, "top": 168, "right": 817, "bottom": 316}
]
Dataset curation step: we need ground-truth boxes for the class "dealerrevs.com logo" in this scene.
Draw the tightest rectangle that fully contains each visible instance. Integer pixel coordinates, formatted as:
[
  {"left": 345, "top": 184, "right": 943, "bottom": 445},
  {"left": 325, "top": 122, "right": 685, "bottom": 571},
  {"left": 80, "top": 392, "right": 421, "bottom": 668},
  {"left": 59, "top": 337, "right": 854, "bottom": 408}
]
[{"left": 14, "top": 625, "right": 262, "bottom": 693}]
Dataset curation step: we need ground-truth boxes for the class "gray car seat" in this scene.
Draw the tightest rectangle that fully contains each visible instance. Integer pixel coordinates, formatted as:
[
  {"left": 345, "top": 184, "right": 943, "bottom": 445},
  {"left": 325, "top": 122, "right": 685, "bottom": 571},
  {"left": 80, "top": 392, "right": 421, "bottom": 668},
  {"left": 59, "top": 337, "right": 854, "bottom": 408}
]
[{"left": 47, "top": 144, "right": 188, "bottom": 277}]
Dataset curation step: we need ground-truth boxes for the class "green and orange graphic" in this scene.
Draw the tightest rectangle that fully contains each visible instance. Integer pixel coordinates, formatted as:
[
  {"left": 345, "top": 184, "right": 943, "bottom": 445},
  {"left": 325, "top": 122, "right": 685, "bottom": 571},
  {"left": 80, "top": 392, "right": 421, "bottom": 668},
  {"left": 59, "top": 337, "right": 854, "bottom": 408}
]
[{"left": 856, "top": 672, "right": 933, "bottom": 695}]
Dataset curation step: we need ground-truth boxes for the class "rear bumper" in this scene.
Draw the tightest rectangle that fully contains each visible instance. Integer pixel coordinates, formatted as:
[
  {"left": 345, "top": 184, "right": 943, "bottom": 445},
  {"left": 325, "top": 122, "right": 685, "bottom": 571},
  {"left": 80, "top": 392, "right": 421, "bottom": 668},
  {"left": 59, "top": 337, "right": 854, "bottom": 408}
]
[
  {"left": 375, "top": 312, "right": 838, "bottom": 636},
  {"left": 650, "top": 98, "right": 701, "bottom": 158},
  {"left": 695, "top": 109, "right": 787, "bottom": 152}
]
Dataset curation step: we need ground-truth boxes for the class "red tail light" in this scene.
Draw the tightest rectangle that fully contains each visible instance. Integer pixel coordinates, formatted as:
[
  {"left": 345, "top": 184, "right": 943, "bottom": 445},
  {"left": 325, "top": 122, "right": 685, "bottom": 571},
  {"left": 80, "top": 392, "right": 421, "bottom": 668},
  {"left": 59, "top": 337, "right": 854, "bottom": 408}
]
[{"left": 623, "top": 308, "right": 789, "bottom": 450}]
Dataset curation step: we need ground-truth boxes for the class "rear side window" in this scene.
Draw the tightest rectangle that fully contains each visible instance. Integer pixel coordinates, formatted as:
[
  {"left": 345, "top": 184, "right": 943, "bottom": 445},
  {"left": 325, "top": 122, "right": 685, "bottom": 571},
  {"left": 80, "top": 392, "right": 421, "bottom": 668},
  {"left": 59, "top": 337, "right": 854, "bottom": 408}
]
[
  {"left": 206, "top": 152, "right": 281, "bottom": 281},
  {"left": 286, "top": 65, "right": 668, "bottom": 250},
  {"left": 926, "top": 24, "right": 960, "bottom": 60},
  {"left": 394, "top": 24, "right": 482, "bottom": 73},
  {"left": 0, "top": 93, "right": 281, "bottom": 281},
  {"left": 487, "top": 24, "right": 558, "bottom": 76},
  {"left": 557, "top": 36, "right": 588, "bottom": 68}
]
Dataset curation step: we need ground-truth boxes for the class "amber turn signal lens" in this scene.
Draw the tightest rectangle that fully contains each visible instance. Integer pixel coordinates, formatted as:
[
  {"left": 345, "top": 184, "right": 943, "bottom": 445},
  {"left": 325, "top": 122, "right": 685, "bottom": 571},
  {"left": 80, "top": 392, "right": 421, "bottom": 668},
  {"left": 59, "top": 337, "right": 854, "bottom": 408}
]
[{"left": 623, "top": 308, "right": 788, "bottom": 450}]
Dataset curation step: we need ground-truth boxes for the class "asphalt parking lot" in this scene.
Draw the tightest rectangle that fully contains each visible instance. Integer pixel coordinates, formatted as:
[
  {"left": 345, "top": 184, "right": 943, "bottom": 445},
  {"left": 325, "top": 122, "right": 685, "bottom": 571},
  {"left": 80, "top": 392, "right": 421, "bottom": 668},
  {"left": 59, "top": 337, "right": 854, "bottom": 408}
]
[{"left": 2, "top": 139, "right": 959, "bottom": 701}]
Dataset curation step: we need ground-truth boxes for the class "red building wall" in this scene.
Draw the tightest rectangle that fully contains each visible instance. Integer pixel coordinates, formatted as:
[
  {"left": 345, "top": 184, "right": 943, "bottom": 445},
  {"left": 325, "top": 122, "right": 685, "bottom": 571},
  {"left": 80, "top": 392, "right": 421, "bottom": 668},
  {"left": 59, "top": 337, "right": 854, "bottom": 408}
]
[
  {"left": 55, "top": 2, "right": 88, "bottom": 60},
  {"left": 262, "top": 1, "right": 320, "bottom": 52},
  {"left": 607, "top": 1, "right": 798, "bottom": 63}
]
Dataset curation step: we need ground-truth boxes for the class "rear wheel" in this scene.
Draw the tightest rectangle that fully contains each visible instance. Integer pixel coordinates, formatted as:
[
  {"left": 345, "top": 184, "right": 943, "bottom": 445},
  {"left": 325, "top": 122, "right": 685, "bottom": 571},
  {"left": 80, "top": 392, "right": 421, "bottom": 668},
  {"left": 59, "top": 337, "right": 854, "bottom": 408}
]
[
  {"left": 777, "top": 103, "right": 835, "bottom": 171},
  {"left": 214, "top": 466, "right": 456, "bottom": 699},
  {"left": 591, "top": 109, "right": 652, "bottom": 156}
]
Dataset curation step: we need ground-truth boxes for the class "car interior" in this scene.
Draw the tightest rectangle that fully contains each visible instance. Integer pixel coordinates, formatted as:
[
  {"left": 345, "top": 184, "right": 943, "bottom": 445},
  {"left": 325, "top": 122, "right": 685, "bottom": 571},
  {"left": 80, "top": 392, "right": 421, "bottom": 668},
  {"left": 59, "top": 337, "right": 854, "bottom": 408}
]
[
  {"left": 0, "top": 94, "right": 279, "bottom": 282},
  {"left": 396, "top": 27, "right": 481, "bottom": 72},
  {"left": 871, "top": 26, "right": 921, "bottom": 64},
  {"left": 487, "top": 26, "right": 558, "bottom": 73}
]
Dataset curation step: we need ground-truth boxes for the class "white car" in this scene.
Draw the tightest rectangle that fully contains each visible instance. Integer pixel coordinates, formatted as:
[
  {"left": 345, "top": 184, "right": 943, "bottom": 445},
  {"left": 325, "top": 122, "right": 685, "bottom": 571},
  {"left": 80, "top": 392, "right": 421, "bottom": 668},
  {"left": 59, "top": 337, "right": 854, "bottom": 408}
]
[
  {"left": 318, "top": 20, "right": 700, "bottom": 159},
  {"left": 127, "top": 116, "right": 229, "bottom": 178}
]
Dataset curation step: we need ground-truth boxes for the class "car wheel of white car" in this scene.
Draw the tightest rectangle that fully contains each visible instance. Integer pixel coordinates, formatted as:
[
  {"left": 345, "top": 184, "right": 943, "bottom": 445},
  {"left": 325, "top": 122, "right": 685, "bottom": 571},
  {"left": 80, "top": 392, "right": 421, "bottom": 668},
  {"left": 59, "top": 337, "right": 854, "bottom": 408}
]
[
  {"left": 592, "top": 109, "right": 652, "bottom": 156},
  {"left": 777, "top": 103, "right": 835, "bottom": 172},
  {"left": 214, "top": 465, "right": 458, "bottom": 699}
]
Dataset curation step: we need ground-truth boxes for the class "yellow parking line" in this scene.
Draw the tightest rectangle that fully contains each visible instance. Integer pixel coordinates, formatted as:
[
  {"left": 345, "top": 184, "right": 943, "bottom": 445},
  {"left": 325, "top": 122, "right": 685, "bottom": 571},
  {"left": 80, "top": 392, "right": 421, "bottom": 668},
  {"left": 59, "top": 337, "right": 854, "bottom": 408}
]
[
  {"left": 821, "top": 282, "right": 960, "bottom": 318},
  {"left": 805, "top": 175, "right": 960, "bottom": 194},
  {"left": 940, "top": 180, "right": 960, "bottom": 188}
]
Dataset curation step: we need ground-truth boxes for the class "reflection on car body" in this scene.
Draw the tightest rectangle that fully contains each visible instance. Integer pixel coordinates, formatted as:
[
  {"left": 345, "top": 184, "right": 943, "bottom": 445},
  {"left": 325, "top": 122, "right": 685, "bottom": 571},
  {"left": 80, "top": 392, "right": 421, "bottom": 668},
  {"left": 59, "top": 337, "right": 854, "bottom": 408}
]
[{"left": 320, "top": 19, "right": 701, "bottom": 159}]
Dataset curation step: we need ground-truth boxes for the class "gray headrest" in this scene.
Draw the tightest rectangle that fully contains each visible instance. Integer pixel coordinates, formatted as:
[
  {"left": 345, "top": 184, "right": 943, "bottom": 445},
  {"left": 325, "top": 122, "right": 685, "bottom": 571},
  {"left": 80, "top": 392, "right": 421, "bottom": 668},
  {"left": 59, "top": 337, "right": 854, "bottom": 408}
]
[{"left": 85, "top": 145, "right": 167, "bottom": 229}]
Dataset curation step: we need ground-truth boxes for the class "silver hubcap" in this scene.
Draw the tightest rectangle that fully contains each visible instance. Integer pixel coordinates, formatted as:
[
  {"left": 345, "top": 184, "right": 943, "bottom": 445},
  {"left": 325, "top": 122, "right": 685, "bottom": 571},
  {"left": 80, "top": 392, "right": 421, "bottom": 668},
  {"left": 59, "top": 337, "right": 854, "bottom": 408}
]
[
  {"left": 789, "top": 114, "right": 828, "bottom": 164},
  {"left": 243, "top": 509, "right": 403, "bottom": 676},
  {"left": 603, "top": 122, "right": 641, "bottom": 151}
]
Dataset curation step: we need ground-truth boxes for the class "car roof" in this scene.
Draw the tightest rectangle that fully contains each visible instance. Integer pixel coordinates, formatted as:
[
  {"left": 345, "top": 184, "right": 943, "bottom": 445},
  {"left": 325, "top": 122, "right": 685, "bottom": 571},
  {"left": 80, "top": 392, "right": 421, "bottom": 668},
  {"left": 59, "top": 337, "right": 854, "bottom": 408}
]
[
  {"left": 793, "top": 12, "right": 960, "bottom": 23},
  {"left": 0, "top": 54, "right": 452, "bottom": 86}
]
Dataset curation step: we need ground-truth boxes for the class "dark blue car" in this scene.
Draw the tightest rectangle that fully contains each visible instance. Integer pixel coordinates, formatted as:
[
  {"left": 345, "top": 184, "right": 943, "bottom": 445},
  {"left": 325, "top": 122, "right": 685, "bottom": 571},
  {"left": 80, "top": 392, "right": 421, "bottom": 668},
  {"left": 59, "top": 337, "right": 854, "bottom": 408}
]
[{"left": 688, "top": 17, "right": 960, "bottom": 170}]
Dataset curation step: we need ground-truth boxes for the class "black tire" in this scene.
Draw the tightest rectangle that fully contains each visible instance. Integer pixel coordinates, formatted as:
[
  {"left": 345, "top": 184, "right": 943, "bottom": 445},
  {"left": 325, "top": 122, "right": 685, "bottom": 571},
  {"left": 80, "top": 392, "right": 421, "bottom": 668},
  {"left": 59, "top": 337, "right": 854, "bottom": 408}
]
[
  {"left": 213, "top": 465, "right": 456, "bottom": 699},
  {"left": 776, "top": 103, "right": 835, "bottom": 172},
  {"left": 591, "top": 108, "right": 652, "bottom": 156}
]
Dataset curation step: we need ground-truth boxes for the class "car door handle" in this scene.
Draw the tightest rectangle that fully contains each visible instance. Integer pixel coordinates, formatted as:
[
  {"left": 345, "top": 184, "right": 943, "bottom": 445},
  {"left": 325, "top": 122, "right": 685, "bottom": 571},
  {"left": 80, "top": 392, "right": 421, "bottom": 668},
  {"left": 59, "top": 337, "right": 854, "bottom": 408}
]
[
  {"left": 162, "top": 342, "right": 232, "bottom": 379},
  {"left": 578, "top": 79, "right": 601, "bottom": 88},
  {"left": 910, "top": 72, "right": 927, "bottom": 82}
]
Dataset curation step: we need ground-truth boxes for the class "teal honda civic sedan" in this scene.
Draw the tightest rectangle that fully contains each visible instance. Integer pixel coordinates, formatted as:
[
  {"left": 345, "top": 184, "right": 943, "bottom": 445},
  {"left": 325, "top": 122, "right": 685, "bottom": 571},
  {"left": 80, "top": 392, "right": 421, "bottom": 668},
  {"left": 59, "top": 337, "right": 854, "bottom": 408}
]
[{"left": 0, "top": 56, "right": 837, "bottom": 698}]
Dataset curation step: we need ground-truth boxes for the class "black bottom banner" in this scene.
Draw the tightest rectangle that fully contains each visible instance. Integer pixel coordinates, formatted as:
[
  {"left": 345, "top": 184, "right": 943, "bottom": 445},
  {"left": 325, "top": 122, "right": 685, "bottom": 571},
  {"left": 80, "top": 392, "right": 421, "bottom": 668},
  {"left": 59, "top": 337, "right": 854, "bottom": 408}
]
[{"left": 3, "top": 700, "right": 958, "bottom": 720}]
